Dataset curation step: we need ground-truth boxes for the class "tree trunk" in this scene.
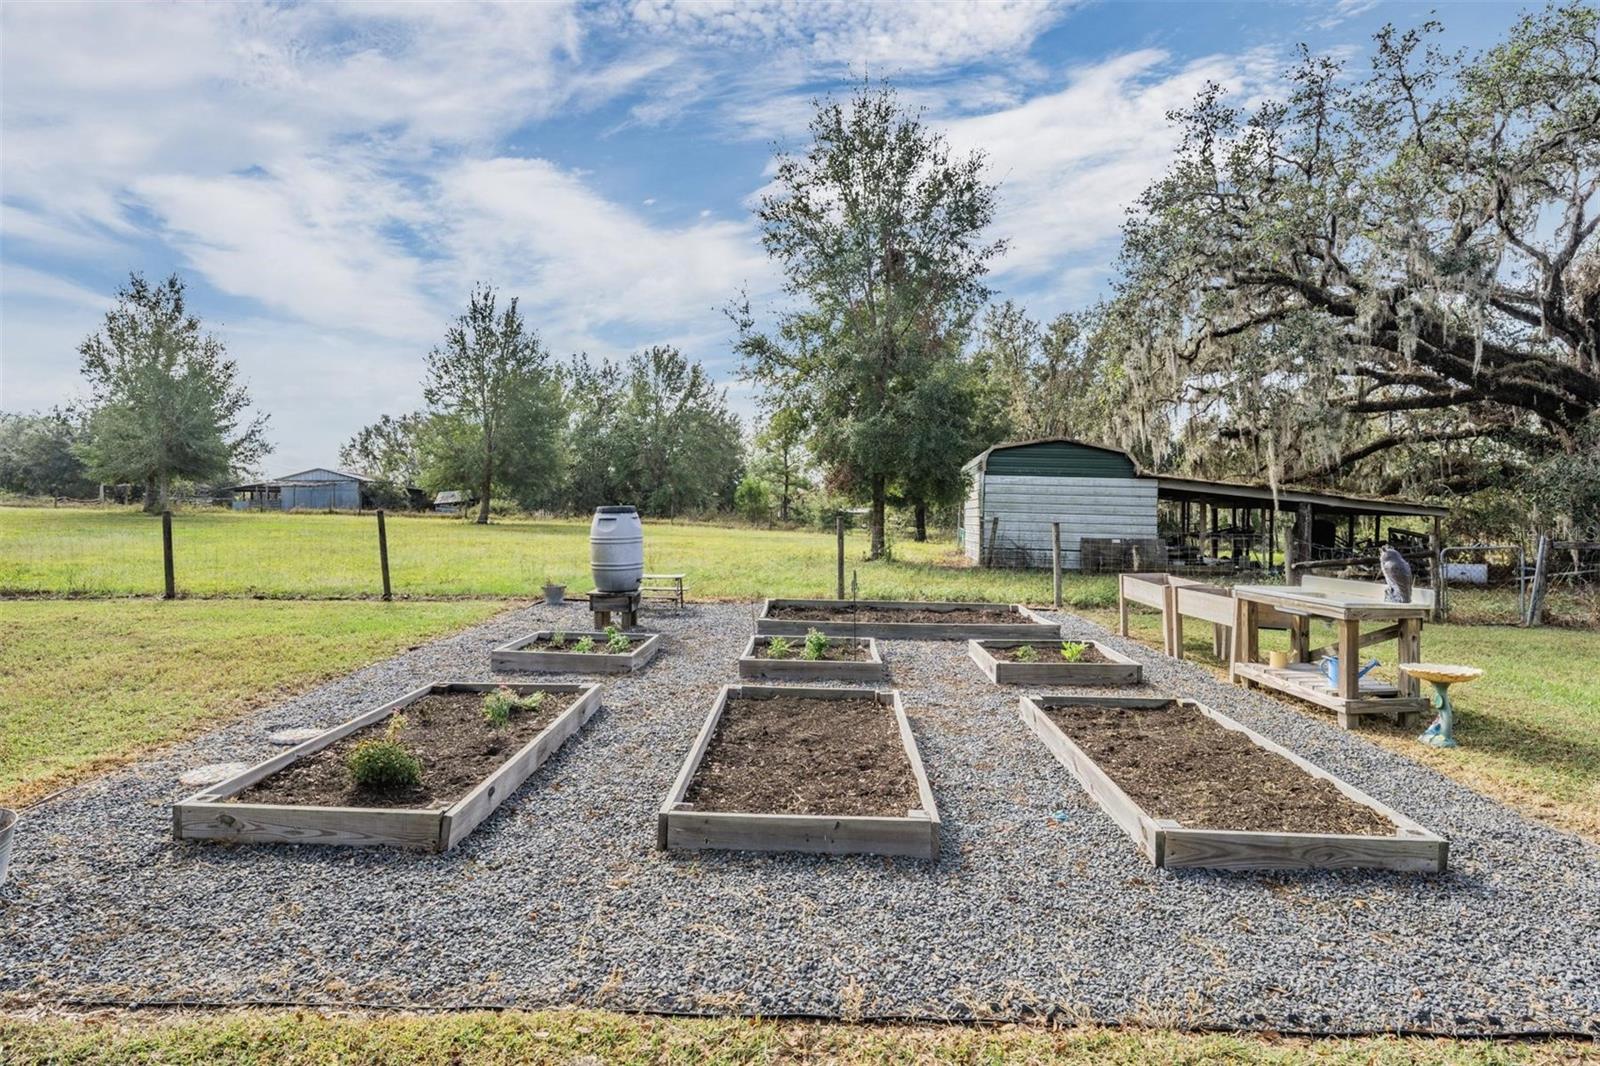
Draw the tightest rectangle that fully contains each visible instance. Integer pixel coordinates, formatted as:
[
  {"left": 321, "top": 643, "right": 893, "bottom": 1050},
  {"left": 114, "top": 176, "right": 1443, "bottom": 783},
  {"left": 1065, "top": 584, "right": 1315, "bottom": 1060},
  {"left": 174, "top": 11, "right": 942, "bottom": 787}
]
[
  {"left": 869, "top": 476, "right": 886, "bottom": 560},
  {"left": 142, "top": 474, "right": 162, "bottom": 515},
  {"left": 475, "top": 437, "right": 492, "bottom": 525},
  {"left": 779, "top": 466, "right": 791, "bottom": 522},
  {"left": 913, "top": 500, "right": 927, "bottom": 541}
]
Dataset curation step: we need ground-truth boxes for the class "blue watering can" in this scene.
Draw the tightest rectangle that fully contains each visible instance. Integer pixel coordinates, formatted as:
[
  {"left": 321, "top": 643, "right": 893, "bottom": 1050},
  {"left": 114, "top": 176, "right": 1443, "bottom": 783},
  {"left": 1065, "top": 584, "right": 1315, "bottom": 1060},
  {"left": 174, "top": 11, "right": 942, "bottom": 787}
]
[{"left": 1318, "top": 655, "right": 1379, "bottom": 688}]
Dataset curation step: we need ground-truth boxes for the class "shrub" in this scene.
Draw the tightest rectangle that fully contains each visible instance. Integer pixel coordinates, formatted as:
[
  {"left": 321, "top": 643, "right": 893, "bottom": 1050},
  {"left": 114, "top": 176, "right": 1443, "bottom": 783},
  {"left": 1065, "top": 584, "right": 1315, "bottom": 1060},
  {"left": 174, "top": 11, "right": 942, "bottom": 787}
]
[
  {"left": 766, "top": 635, "right": 792, "bottom": 659},
  {"left": 1060, "top": 640, "right": 1089, "bottom": 662},
  {"left": 802, "top": 628, "right": 829, "bottom": 661},
  {"left": 482, "top": 686, "right": 545, "bottom": 727},
  {"left": 573, "top": 635, "right": 596, "bottom": 654},
  {"left": 1013, "top": 643, "right": 1040, "bottom": 663},
  {"left": 347, "top": 715, "right": 422, "bottom": 792},
  {"left": 605, "top": 625, "right": 630, "bottom": 654}
]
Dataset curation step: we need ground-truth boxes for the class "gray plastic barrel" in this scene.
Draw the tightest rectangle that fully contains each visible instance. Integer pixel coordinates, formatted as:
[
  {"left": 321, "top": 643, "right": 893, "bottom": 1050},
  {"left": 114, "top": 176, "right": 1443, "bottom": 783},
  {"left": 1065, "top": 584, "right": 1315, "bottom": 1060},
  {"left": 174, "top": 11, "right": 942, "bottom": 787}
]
[{"left": 589, "top": 506, "right": 644, "bottom": 592}]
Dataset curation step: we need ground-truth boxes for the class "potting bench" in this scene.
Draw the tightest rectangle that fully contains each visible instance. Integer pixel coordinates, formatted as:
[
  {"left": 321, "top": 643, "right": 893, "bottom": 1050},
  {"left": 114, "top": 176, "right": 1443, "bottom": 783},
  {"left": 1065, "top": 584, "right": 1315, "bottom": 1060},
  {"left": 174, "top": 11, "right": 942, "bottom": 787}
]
[
  {"left": 1228, "top": 584, "right": 1430, "bottom": 729},
  {"left": 641, "top": 572, "right": 687, "bottom": 608}
]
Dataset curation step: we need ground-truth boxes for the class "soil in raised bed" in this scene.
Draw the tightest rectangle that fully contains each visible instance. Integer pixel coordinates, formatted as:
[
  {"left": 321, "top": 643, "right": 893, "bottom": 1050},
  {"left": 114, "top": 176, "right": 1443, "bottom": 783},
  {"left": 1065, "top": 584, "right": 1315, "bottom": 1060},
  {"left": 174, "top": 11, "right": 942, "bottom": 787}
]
[
  {"left": 768, "top": 602, "right": 1018, "bottom": 624},
  {"left": 520, "top": 634, "right": 642, "bottom": 652},
  {"left": 1043, "top": 702, "right": 1395, "bottom": 835},
  {"left": 685, "top": 695, "right": 919, "bottom": 816},
  {"left": 233, "top": 692, "right": 569, "bottom": 810},
  {"left": 751, "top": 638, "right": 871, "bottom": 662},
  {"left": 993, "top": 642, "right": 1108, "bottom": 663}
]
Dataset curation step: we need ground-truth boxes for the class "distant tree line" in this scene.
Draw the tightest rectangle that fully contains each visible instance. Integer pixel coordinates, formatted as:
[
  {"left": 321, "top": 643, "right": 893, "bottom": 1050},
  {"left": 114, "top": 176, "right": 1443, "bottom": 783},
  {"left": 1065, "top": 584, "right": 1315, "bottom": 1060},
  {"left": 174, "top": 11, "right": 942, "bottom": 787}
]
[{"left": 341, "top": 286, "right": 742, "bottom": 523}]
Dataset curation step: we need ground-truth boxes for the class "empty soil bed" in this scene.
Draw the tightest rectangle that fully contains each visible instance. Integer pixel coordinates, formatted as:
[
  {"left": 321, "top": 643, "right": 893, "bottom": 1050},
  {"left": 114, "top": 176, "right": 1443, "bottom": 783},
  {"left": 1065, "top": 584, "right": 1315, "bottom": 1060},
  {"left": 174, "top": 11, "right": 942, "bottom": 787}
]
[
  {"left": 684, "top": 695, "right": 918, "bottom": 816},
  {"left": 1044, "top": 702, "right": 1394, "bottom": 835},
  {"left": 750, "top": 638, "right": 871, "bottom": 662},
  {"left": 235, "top": 692, "right": 567, "bottom": 810},
  {"left": 993, "top": 642, "right": 1108, "bottom": 663},
  {"left": 768, "top": 603, "right": 1018, "bottom": 625}
]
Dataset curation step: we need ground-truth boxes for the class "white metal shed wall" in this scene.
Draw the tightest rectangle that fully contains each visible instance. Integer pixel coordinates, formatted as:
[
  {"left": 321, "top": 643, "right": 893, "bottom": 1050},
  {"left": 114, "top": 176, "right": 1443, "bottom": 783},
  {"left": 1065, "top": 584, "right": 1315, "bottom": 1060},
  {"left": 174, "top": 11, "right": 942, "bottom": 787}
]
[{"left": 968, "top": 475, "right": 1157, "bottom": 569}]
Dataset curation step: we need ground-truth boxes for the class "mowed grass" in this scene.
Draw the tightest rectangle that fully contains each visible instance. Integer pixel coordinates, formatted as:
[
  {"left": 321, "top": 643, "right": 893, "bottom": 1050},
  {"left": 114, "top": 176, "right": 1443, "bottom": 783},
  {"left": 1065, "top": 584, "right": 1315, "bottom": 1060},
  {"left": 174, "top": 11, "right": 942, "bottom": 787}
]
[
  {"left": 1088, "top": 605, "right": 1600, "bottom": 840},
  {"left": 0, "top": 506, "right": 1110, "bottom": 604},
  {"left": 0, "top": 598, "right": 507, "bottom": 805},
  {"left": 0, "top": 1009, "right": 1591, "bottom": 1065}
]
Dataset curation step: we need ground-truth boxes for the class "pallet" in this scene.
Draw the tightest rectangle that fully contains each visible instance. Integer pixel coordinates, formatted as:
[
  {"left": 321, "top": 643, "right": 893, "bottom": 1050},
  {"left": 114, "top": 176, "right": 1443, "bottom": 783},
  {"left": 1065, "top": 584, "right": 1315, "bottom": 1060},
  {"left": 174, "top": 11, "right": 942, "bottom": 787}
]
[
  {"left": 173, "top": 681, "right": 602, "bottom": 851},
  {"left": 737, "top": 635, "right": 888, "bottom": 682},
  {"left": 1232, "top": 661, "right": 1430, "bottom": 724},
  {"left": 967, "top": 639, "right": 1141, "bottom": 686},
  {"left": 657, "top": 684, "right": 940, "bottom": 859},
  {"left": 491, "top": 630, "right": 662, "bottom": 674},
  {"left": 755, "top": 598, "right": 1059, "bottom": 642},
  {"left": 1018, "top": 694, "right": 1447, "bottom": 873}
]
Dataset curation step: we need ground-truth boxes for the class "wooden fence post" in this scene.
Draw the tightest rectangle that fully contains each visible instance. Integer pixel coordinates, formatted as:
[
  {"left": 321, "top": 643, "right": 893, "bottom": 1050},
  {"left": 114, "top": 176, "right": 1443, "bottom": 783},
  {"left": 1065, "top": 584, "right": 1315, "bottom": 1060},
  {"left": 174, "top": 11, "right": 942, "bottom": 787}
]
[
  {"left": 1525, "top": 533, "right": 1551, "bottom": 626},
  {"left": 161, "top": 509, "right": 175, "bottom": 599},
  {"left": 835, "top": 513, "right": 845, "bottom": 600},
  {"left": 377, "top": 509, "right": 392, "bottom": 601},
  {"left": 1051, "top": 521, "right": 1062, "bottom": 608}
]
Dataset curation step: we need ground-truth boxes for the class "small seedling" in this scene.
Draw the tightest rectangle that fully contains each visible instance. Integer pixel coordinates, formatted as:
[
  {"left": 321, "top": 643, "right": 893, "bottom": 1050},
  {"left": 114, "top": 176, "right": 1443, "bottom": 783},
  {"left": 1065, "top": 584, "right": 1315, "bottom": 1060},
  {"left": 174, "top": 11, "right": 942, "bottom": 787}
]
[
  {"left": 766, "top": 635, "right": 793, "bottom": 659},
  {"left": 482, "top": 686, "right": 545, "bottom": 727},
  {"left": 347, "top": 714, "right": 421, "bottom": 792},
  {"left": 1060, "top": 641, "right": 1089, "bottom": 662},
  {"left": 605, "top": 625, "right": 630, "bottom": 654},
  {"left": 550, "top": 630, "right": 567, "bottom": 647},
  {"left": 573, "top": 635, "right": 596, "bottom": 654},
  {"left": 1014, "top": 643, "right": 1040, "bottom": 663},
  {"left": 802, "top": 628, "right": 829, "bottom": 661}
]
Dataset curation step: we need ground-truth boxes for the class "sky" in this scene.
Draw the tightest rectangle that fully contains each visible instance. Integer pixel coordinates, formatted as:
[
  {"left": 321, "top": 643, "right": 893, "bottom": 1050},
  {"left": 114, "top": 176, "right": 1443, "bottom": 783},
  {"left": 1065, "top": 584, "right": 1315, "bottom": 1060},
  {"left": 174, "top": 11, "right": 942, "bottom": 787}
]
[{"left": 0, "top": 0, "right": 1529, "bottom": 475}]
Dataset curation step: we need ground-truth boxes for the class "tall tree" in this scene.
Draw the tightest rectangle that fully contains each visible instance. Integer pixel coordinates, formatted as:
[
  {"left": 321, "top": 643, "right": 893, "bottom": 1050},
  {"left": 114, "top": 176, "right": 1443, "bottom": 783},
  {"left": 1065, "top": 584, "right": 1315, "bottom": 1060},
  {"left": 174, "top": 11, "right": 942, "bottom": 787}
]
[
  {"left": 898, "top": 346, "right": 997, "bottom": 541},
  {"left": 973, "top": 303, "right": 1111, "bottom": 443},
  {"left": 734, "top": 82, "right": 1005, "bottom": 557},
  {"left": 1104, "top": 3, "right": 1600, "bottom": 495},
  {"left": 421, "top": 284, "right": 562, "bottom": 524},
  {"left": 77, "top": 273, "right": 269, "bottom": 513},
  {"left": 0, "top": 409, "right": 95, "bottom": 498},
  {"left": 566, "top": 346, "right": 742, "bottom": 517},
  {"left": 748, "top": 406, "right": 811, "bottom": 522},
  {"left": 339, "top": 412, "right": 427, "bottom": 509}
]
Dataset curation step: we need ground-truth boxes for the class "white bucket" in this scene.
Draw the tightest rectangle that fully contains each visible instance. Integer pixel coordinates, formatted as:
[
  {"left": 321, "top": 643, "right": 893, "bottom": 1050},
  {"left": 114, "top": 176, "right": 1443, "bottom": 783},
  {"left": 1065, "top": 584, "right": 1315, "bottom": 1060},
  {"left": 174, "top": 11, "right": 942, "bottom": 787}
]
[{"left": 590, "top": 506, "right": 644, "bottom": 592}]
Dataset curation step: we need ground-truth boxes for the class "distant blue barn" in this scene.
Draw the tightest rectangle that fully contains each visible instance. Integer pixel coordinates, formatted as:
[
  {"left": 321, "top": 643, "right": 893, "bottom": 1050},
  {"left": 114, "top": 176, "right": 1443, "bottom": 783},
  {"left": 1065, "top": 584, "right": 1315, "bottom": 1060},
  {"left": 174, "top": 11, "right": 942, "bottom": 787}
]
[{"left": 230, "top": 468, "right": 371, "bottom": 511}]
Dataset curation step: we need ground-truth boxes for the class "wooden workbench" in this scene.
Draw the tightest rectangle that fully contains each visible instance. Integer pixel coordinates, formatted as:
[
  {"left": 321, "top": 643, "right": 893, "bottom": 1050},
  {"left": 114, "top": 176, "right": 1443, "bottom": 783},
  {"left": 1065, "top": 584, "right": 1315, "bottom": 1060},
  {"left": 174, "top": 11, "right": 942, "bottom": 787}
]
[{"left": 1228, "top": 584, "right": 1430, "bottom": 729}]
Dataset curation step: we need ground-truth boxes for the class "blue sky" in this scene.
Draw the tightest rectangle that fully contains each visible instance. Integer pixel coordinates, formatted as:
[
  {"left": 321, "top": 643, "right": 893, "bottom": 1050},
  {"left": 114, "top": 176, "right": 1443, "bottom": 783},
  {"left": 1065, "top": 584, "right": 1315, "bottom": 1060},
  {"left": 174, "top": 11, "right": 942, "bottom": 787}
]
[{"left": 0, "top": 0, "right": 1527, "bottom": 475}]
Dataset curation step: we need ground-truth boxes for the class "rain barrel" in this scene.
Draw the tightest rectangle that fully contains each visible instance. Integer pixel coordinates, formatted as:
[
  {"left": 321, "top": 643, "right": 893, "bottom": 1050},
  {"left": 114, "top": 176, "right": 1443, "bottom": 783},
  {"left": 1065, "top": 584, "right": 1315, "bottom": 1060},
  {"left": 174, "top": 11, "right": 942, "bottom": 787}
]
[{"left": 590, "top": 506, "right": 644, "bottom": 592}]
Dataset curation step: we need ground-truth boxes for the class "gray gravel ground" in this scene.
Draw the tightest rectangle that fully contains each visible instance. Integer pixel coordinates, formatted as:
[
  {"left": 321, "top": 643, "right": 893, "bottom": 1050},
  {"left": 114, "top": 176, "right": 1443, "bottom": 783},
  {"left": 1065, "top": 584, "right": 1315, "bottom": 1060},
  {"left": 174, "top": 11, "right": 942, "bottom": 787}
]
[{"left": 2, "top": 601, "right": 1596, "bottom": 1035}]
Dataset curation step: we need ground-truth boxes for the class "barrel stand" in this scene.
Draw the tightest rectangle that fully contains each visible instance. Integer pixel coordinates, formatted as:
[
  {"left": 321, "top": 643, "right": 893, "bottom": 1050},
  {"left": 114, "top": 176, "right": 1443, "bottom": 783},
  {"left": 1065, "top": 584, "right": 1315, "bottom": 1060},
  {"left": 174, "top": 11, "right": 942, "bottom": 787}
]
[{"left": 588, "top": 590, "right": 641, "bottom": 630}]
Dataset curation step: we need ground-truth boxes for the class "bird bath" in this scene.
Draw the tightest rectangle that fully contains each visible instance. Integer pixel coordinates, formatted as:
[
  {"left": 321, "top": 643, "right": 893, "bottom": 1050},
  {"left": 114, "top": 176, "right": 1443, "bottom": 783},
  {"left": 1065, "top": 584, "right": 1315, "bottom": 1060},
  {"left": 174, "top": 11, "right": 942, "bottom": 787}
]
[{"left": 1402, "top": 663, "right": 1484, "bottom": 748}]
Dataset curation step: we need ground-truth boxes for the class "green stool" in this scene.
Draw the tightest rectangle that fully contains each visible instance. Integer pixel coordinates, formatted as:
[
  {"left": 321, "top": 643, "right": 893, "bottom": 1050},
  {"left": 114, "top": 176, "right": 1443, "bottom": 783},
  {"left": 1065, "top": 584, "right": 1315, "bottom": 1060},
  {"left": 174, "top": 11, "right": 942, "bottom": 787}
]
[{"left": 1401, "top": 663, "right": 1484, "bottom": 748}]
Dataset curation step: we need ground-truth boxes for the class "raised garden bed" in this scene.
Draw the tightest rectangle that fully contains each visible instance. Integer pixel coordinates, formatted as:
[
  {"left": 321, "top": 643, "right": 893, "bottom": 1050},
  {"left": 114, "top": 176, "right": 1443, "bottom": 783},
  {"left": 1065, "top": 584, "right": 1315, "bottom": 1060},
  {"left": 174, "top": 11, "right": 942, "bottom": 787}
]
[
  {"left": 756, "top": 598, "right": 1058, "bottom": 641},
  {"left": 737, "top": 634, "right": 888, "bottom": 682},
  {"left": 173, "top": 681, "right": 601, "bottom": 851},
  {"left": 657, "top": 684, "right": 939, "bottom": 859},
  {"left": 490, "top": 629, "right": 661, "bottom": 674},
  {"left": 968, "top": 639, "right": 1141, "bottom": 686},
  {"left": 1019, "top": 694, "right": 1447, "bottom": 872}
]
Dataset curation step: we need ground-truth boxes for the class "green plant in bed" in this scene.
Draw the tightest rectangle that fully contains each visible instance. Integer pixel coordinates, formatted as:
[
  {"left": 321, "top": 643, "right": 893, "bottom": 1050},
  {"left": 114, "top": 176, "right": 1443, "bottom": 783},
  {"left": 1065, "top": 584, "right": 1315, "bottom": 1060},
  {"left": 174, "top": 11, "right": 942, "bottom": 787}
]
[
  {"left": 347, "top": 714, "right": 422, "bottom": 791},
  {"left": 1060, "top": 641, "right": 1089, "bottom": 662}
]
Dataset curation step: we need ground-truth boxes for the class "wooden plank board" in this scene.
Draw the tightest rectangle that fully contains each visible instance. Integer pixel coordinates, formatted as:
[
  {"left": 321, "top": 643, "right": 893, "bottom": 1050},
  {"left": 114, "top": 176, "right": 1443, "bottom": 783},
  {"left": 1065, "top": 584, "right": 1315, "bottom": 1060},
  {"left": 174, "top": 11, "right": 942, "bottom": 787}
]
[
  {"left": 173, "top": 681, "right": 601, "bottom": 852},
  {"left": 490, "top": 630, "right": 662, "bottom": 674},
  {"left": 755, "top": 600, "right": 1059, "bottom": 642},
  {"left": 736, "top": 635, "right": 889, "bottom": 683},
  {"left": 968, "top": 639, "right": 1141, "bottom": 686},
  {"left": 657, "top": 685, "right": 939, "bottom": 859},
  {"left": 1302, "top": 574, "right": 1436, "bottom": 609},
  {"left": 1018, "top": 694, "right": 1447, "bottom": 873}
]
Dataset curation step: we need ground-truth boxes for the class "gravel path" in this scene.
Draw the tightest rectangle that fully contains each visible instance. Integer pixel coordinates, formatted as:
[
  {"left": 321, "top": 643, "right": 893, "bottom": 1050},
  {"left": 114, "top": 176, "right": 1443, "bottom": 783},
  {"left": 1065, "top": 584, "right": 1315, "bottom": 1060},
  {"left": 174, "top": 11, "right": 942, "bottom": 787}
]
[{"left": 2, "top": 602, "right": 1596, "bottom": 1035}]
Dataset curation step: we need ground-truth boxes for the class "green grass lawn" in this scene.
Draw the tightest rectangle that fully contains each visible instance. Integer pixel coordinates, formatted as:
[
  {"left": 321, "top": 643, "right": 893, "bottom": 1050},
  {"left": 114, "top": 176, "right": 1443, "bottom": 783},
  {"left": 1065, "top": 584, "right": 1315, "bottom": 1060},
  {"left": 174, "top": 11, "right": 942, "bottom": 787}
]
[
  {"left": 1087, "top": 605, "right": 1600, "bottom": 840},
  {"left": 0, "top": 598, "right": 507, "bottom": 805},
  {"left": 0, "top": 1009, "right": 1589, "bottom": 1065},
  {"left": 0, "top": 506, "right": 1111, "bottom": 604}
]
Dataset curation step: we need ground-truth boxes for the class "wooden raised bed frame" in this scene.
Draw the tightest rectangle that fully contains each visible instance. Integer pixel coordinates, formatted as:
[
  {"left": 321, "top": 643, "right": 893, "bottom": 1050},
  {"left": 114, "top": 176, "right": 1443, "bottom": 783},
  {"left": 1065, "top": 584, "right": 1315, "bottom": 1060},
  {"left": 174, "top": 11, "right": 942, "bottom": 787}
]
[
  {"left": 968, "top": 639, "right": 1141, "bottom": 686},
  {"left": 657, "top": 684, "right": 940, "bottom": 859},
  {"left": 756, "top": 598, "right": 1058, "bottom": 641},
  {"left": 173, "top": 681, "right": 602, "bottom": 851},
  {"left": 491, "top": 630, "right": 661, "bottom": 674},
  {"left": 1019, "top": 694, "right": 1448, "bottom": 873},
  {"left": 737, "top": 635, "right": 888, "bottom": 683}
]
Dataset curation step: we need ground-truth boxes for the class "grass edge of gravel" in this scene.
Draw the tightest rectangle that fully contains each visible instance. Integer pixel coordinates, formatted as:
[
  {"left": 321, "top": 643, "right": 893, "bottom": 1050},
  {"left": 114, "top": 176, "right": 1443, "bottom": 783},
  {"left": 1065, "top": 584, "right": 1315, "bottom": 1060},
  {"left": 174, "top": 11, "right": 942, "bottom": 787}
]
[{"left": 0, "top": 1008, "right": 1594, "bottom": 1065}]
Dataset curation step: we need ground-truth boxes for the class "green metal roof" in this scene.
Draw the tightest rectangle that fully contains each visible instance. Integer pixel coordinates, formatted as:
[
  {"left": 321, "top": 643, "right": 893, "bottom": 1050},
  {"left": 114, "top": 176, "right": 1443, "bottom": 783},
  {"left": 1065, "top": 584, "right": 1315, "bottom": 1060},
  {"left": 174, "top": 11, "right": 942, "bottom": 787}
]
[{"left": 974, "top": 438, "right": 1138, "bottom": 478}]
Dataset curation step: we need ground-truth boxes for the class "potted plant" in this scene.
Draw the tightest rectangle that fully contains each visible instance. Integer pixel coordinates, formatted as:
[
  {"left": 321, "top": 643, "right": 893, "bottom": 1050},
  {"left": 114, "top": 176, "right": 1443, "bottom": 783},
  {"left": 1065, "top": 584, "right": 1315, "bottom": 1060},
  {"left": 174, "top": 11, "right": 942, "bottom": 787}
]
[
  {"left": 0, "top": 807, "right": 15, "bottom": 884},
  {"left": 542, "top": 578, "right": 566, "bottom": 606}
]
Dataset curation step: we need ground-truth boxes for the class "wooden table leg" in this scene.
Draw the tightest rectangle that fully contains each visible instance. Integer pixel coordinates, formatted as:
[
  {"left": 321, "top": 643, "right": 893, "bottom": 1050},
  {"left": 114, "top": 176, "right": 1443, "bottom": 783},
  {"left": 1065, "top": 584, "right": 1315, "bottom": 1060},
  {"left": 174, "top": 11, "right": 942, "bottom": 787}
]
[
  {"left": 1397, "top": 617, "right": 1421, "bottom": 698},
  {"left": 1117, "top": 578, "right": 1130, "bottom": 637},
  {"left": 1229, "top": 597, "right": 1250, "bottom": 683},
  {"left": 1338, "top": 620, "right": 1360, "bottom": 701},
  {"left": 1171, "top": 598, "right": 1185, "bottom": 661}
]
